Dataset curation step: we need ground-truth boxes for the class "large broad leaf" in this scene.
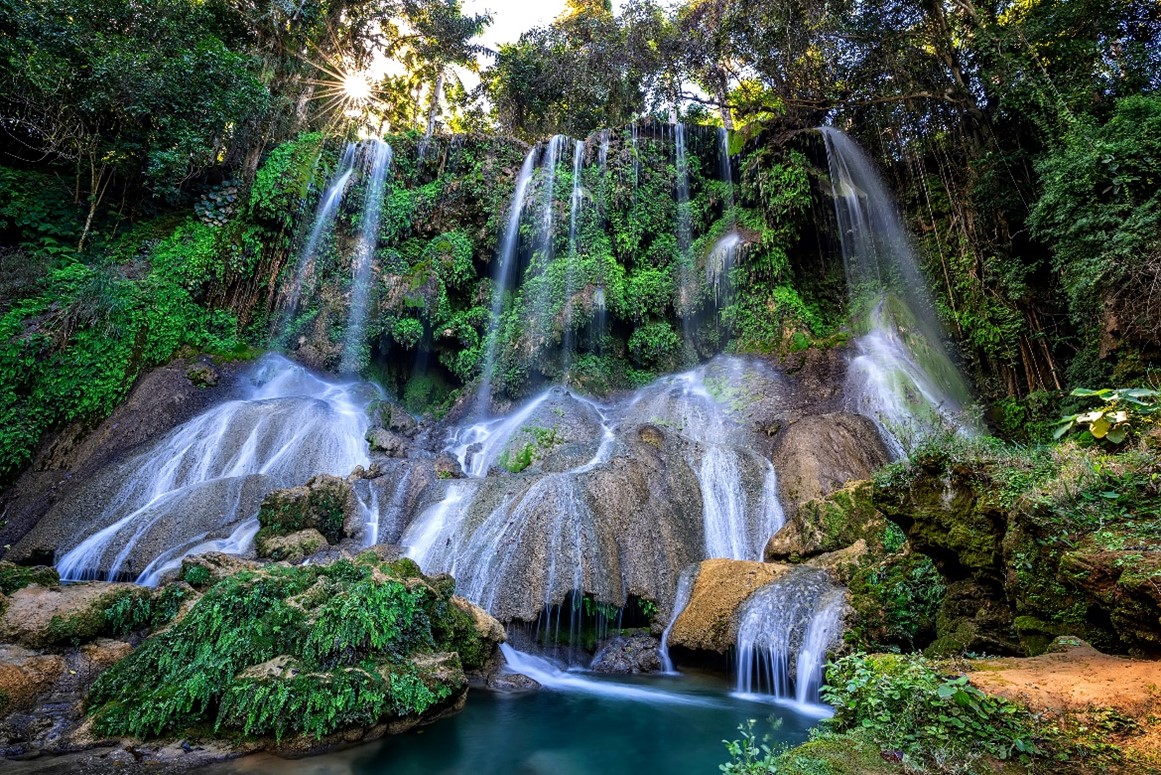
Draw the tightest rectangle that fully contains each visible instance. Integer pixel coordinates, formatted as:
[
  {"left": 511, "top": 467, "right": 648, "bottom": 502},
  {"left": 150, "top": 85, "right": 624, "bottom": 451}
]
[
  {"left": 1071, "top": 388, "right": 1109, "bottom": 397},
  {"left": 1090, "top": 416, "right": 1111, "bottom": 438},
  {"left": 1053, "top": 421, "right": 1075, "bottom": 440},
  {"left": 1105, "top": 426, "right": 1128, "bottom": 444}
]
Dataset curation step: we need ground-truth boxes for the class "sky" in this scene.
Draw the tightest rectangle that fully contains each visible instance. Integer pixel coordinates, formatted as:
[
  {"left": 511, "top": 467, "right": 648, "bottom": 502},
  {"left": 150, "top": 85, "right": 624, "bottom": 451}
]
[{"left": 463, "top": 0, "right": 630, "bottom": 50}]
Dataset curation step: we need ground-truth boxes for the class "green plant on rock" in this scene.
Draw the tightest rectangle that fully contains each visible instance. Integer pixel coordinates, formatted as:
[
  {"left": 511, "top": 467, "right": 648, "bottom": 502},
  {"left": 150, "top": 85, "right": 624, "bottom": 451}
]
[
  {"left": 720, "top": 718, "right": 783, "bottom": 775},
  {"left": 1054, "top": 387, "right": 1159, "bottom": 445},
  {"left": 86, "top": 557, "right": 488, "bottom": 742}
]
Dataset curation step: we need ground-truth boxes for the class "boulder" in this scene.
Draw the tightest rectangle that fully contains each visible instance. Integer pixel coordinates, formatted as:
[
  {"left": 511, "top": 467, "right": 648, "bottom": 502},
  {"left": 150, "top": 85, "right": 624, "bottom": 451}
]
[
  {"left": 256, "top": 474, "right": 354, "bottom": 545},
  {"left": 589, "top": 634, "right": 662, "bottom": 673},
  {"left": 0, "top": 646, "right": 65, "bottom": 715},
  {"left": 255, "top": 528, "right": 328, "bottom": 562},
  {"left": 771, "top": 412, "right": 890, "bottom": 515},
  {"left": 367, "top": 428, "right": 409, "bottom": 457},
  {"left": 667, "top": 559, "right": 793, "bottom": 654},
  {"left": 765, "top": 480, "right": 884, "bottom": 562},
  {"left": 486, "top": 671, "right": 540, "bottom": 692}
]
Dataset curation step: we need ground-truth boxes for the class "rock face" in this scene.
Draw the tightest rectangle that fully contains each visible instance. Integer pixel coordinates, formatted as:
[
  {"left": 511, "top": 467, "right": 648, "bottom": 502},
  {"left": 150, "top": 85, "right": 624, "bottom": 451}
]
[
  {"left": 0, "top": 583, "right": 146, "bottom": 649},
  {"left": 666, "top": 559, "right": 793, "bottom": 654},
  {"left": 771, "top": 412, "right": 891, "bottom": 515},
  {"left": 254, "top": 528, "right": 327, "bottom": 562},
  {"left": 589, "top": 634, "right": 662, "bottom": 674},
  {"left": 876, "top": 447, "right": 1161, "bottom": 657}
]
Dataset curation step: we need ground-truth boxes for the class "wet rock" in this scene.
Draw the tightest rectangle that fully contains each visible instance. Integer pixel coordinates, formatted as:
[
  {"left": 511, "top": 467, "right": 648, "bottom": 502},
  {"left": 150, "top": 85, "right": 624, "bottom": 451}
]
[
  {"left": 771, "top": 412, "right": 890, "bottom": 515},
  {"left": 366, "top": 428, "right": 409, "bottom": 457},
  {"left": 487, "top": 672, "right": 540, "bottom": 692},
  {"left": 667, "top": 559, "right": 793, "bottom": 654},
  {"left": 433, "top": 453, "right": 463, "bottom": 480},
  {"left": 379, "top": 402, "right": 421, "bottom": 438},
  {"left": 0, "top": 357, "right": 243, "bottom": 554},
  {"left": 589, "top": 634, "right": 662, "bottom": 673},
  {"left": 184, "top": 362, "right": 219, "bottom": 388},
  {"left": 254, "top": 528, "right": 327, "bottom": 562}
]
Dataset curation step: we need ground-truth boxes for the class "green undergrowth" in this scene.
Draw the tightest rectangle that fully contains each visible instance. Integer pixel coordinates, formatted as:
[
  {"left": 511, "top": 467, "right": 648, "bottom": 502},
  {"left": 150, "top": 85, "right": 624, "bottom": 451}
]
[
  {"left": 723, "top": 653, "right": 1121, "bottom": 774},
  {"left": 86, "top": 556, "right": 490, "bottom": 742}
]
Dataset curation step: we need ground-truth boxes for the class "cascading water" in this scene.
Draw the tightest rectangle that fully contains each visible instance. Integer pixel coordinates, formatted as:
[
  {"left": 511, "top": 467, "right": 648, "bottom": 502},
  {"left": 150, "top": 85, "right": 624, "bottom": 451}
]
[
  {"left": 340, "top": 138, "right": 393, "bottom": 374},
  {"left": 55, "top": 354, "right": 377, "bottom": 583},
  {"left": 734, "top": 568, "right": 843, "bottom": 712},
  {"left": 659, "top": 564, "right": 698, "bottom": 673},
  {"left": 719, "top": 127, "right": 735, "bottom": 215},
  {"left": 820, "top": 127, "right": 974, "bottom": 453},
  {"left": 562, "top": 138, "right": 585, "bottom": 375},
  {"left": 477, "top": 147, "right": 538, "bottom": 411},
  {"left": 628, "top": 360, "right": 785, "bottom": 560},
  {"left": 674, "top": 123, "right": 694, "bottom": 346},
  {"left": 706, "top": 231, "right": 742, "bottom": 307},
  {"left": 278, "top": 145, "right": 356, "bottom": 341}
]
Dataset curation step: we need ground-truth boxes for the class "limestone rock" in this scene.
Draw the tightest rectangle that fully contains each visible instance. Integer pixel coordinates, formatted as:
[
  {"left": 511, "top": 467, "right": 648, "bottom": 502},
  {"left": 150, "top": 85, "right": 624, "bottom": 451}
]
[
  {"left": 0, "top": 646, "right": 66, "bottom": 714},
  {"left": 367, "top": 428, "right": 409, "bottom": 457},
  {"left": 589, "top": 634, "right": 662, "bottom": 673},
  {"left": 433, "top": 453, "right": 463, "bottom": 479},
  {"left": 257, "top": 474, "right": 354, "bottom": 545},
  {"left": 487, "top": 671, "right": 540, "bottom": 692},
  {"left": 771, "top": 412, "right": 890, "bottom": 515},
  {"left": 667, "top": 559, "right": 793, "bottom": 654},
  {"left": 452, "top": 595, "right": 506, "bottom": 645}
]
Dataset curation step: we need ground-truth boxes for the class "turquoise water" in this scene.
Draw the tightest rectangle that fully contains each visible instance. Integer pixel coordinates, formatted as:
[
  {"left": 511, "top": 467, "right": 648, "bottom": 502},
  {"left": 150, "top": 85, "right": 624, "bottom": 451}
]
[{"left": 217, "top": 672, "right": 820, "bottom": 775}]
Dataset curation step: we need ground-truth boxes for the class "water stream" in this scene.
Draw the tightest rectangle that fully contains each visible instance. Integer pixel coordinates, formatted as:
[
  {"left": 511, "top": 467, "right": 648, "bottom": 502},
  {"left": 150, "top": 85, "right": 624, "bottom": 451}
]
[
  {"left": 55, "top": 354, "right": 378, "bottom": 583},
  {"left": 821, "top": 126, "right": 975, "bottom": 452},
  {"left": 340, "top": 139, "right": 393, "bottom": 374}
]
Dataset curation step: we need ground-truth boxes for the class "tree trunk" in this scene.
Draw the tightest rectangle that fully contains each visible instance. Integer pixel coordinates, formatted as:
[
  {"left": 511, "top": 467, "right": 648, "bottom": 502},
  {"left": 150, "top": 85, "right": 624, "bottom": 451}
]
[
  {"left": 715, "top": 66, "right": 733, "bottom": 131},
  {"left": 424, "top": 69, "right": 445, "bottom": 140}
]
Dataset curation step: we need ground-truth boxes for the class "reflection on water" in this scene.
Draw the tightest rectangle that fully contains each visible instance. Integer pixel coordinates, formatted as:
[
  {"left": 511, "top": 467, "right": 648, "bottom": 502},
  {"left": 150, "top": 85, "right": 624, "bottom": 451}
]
[{"left": 205, "top": 671, "right": 816, "bottom": 775}]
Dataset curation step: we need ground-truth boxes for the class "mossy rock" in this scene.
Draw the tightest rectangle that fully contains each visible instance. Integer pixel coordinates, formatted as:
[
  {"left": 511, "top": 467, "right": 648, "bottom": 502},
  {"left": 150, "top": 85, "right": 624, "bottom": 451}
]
[
  {"left": 257, "top": 474, "right": 353, "bottom": 544},
  {"left": 255, "top": 527, "right": 328, "bottom": 562},
  {"left": 0, "top": 583, "right": 154, "bottom": 648},
  {"left": 85, "top": 556, "right": 504, "bottom": 743},
  {"left": 774, "top": 730, "right": 903, "bottom": 774},
  {"left": 765, "top": 480, "right": 884, "bottom": 562},
  {"left": 0, "top": 561, "right": 59, "bottom": 595}
]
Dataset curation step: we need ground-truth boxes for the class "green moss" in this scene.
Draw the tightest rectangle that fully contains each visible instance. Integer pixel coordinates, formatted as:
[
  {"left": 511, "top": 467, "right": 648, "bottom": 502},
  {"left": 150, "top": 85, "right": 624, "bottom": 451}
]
[
  {"left": 256, "top": 475, "right": 350, "bottom": 544},
  {"left": 0, "top": 561, "right": 59, "bottom": 594},
  {"left": 86, "top": 558, "right": 491, "bottom": 742}
]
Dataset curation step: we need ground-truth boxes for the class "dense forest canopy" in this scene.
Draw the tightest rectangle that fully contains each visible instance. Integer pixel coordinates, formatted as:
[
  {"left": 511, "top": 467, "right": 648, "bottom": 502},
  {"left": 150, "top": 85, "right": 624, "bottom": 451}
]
[{"left": 1, "top": 0, "right": 1160, "bottom": 480}]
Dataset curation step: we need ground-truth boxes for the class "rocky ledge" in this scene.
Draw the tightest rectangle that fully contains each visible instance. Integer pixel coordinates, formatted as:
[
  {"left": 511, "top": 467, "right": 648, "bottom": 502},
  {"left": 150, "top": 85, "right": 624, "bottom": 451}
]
[{"left": 0, "top": 553, "right": 504, "bottom": 770}]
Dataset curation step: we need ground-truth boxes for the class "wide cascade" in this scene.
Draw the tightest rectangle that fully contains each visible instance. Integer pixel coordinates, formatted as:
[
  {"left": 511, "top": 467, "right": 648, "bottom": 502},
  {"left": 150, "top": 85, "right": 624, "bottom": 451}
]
[
  {"left": 820, "top": 127, "right": 975, "bottom": 454},
  {"left": 9, "top": 123, "right": 956, "bottom": 718},
  {"left": 48, "top": 354, "right": 377, "bottom": 584}
]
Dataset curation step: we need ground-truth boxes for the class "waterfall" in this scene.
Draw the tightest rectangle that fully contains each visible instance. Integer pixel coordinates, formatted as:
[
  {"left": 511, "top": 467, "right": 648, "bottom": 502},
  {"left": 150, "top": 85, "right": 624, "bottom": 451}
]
[
  {"left": 278, "top": 144, "right": 356, "bottom": 342},
  {"left": 528, "top": 136, "right": 567, "bottom": 349},
  {"left": 562, "top": 138, "right": 585, "bottom": 375},
  {"left": 340, "top": 139, "right": 392, "bottom": 374},
  {"left": 719, "top": 127, "right": 735, "bottom": 215},
  {"left": 820, "top": 127, "right": 974, "bottom": 451},
  {"left": 659, "top": 564, "right": 698, "bottom": 673},
  {"left": 55, "top": 355, "right": 377, "bottom": 583},
  {"left": 631, "top": 361, "right": 785, "bottom": 561},
  {"left": 674, "top": 123, "right": 694, "bottom": 346},
  {"left": 706, "top": 232, "right": 742, "bottom": 308},
  {"left": 734, "top": 568, "right": 844, "bottom": 708},
  {"left": 477, "top": 147, "right": 538, "bottom": 412}
]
